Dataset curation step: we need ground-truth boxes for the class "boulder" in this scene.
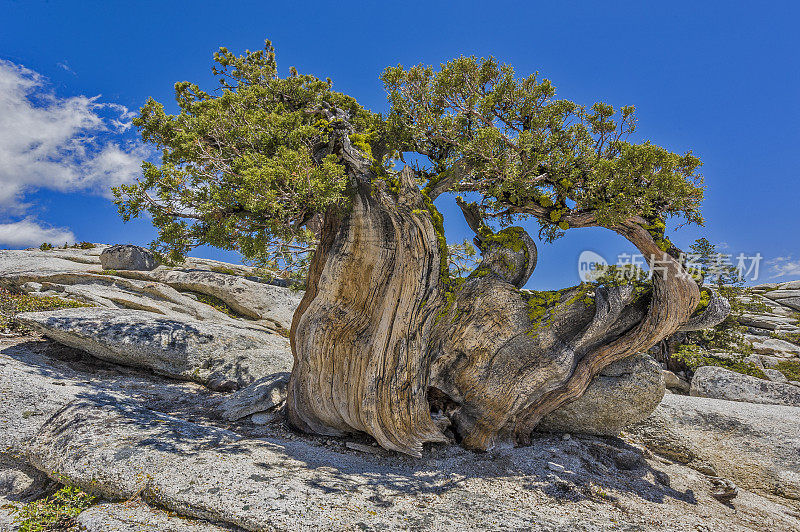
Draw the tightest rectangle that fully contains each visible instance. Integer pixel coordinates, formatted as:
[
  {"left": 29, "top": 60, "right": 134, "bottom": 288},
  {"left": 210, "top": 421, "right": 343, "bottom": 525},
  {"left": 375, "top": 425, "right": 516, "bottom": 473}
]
[
  {"left": 779, "top": 280, "right": 800, "bottom": 290},
  {"left": 537, "top": 353, "right": 665, "bottom": 436},
  {"left": 690, "top": 365, "right": 800, "bottom": 407},
  {"left": 150, "top": 269, "right": 302, "bottom": 331},
  {"left": 662, "top": 369, "right": 690, "bottom": 393},
  {"left": 219, "top": 372, "right": 290, "bottom": 421},
  {"left": 627, "top": 394, "right": 800, "bottom": 502},
  {"left": 16, "top": 308, "right": 292, "bottom": 390},
  {"left": 748, "top": 336, "right": 800, "bottom": 357},
  {"left": 100, "top": 244, "right": 157, "bottom": 271}
]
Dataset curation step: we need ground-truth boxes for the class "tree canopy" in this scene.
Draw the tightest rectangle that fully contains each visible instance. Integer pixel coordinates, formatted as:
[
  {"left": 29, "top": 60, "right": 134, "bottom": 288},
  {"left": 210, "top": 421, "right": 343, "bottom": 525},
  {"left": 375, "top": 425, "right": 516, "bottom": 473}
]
[{"left": 115, "top": 40, "right": 704, "bottom": 276}]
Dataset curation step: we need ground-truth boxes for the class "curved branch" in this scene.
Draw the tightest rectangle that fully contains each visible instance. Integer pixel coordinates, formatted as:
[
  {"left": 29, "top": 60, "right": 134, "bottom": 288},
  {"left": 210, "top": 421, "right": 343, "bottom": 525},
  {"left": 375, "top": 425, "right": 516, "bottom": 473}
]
[
  {"left": 513, "top": 220, "right": 699, "bottom": 439},
  {"left": 502, "top": 203, "right": 599, "bottom": 228},
  {"left": 677, "top": 288, "right": 731, "bottom": 332},
  {"left": 425, "top": 160, "right": 469, "bottom": 201}
]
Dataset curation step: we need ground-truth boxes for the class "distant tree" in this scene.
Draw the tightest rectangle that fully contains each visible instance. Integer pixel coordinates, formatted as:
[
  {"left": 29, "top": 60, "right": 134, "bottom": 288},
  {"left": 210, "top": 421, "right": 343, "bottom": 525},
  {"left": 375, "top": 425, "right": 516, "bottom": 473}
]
[
  {"left": 657, "top": 238, "right": 767, "bottom": 372},
  {"left": 115, "top": 41, "right": 723, "bottom": 455},
  {"left": 687, "top": 238, "right": 740, "bottom": 287}
]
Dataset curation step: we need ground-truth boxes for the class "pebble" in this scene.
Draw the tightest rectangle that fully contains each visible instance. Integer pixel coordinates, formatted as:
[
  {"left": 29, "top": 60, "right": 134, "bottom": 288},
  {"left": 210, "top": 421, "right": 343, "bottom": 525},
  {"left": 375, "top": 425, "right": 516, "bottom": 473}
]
[
  {"left": 709, "top": 477, "right": 738, "bottom": 503},
  {"left": 547, "top": 462, "right": 565, "bottom": 473}
]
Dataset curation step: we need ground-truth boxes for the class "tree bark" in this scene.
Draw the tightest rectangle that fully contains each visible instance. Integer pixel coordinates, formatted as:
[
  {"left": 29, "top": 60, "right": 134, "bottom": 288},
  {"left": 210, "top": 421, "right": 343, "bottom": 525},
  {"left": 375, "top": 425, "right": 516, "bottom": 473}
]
[
  {"left": 287, "top": 167, "right": 448, "bottom": 457},
  {"left": 288, "top": 164, "right": 707, "bottom": 455},
  {"left": 424, "top": 220, "right": 698, "bottom": 450}
]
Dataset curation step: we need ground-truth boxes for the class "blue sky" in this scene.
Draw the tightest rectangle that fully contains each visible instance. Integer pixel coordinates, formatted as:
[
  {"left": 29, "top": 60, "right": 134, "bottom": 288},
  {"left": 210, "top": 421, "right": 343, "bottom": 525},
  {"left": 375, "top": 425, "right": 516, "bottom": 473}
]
[{"left": 1, "top": 0, "right": 798, "bottom": 289}]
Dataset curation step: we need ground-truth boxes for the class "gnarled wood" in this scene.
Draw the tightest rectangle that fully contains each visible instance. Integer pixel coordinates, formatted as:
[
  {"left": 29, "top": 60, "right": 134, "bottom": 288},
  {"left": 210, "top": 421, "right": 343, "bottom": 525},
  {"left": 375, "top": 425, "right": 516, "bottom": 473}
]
[
  {"left": 512, "top": 221, "right": 700, "bottom": 440},
  {"left": 287, "top": 167, "right": 448, "bottom": 457},
  {"left": 426, "top": 220, "right": 701, "bottom": 450},
  {"left": 677, "top": 288, "right": 731, "bottom": 332},
  {"left": 288, "top": 160, "right": 707, "bottom": 455}
]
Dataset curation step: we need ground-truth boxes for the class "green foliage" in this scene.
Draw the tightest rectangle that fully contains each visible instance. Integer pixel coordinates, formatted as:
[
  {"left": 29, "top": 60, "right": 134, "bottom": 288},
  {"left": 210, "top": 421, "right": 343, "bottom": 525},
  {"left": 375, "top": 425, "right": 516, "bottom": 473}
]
[
  {"left": 209, "top": 265, "right": 241, "bottom": 276},
  {"left": 0, "top": 289, "right": 93, "bottom": 333},
  {"left": 526, "top": 290, "right": 561, "bottom": 326},
  {"left": 116, "top": 40, "right": 705, "bottom": 283},
  {"left": 674, "top": 238, "right": 763, "bottom": 356},
  {"left": 775, "top": 360, "right": 800, "bottom": 381},
  {"left": 11, "top": 485, "right": 95, "bottom": 531},
  {"left": 446, "top": 239, "right": 479, "bottom": 278},
  {"left": 482, "top": 226, "right": 526, "bottom": 253},
  {"left": 40, "top": 241, "right": 94, "bottom": 250},
  {"left": 382, "top": 56, "right": 704, "bottom": 241},
  {"left": 113, "top": 40, "right": 381, "bottom": 269},
  {"left": 191, "top": 292, "right": 240, "bottom": 318},
  {"left": 673, "top": 344, "right": 766, "bottom": 379},
  {"left": 688, "top": 238, "right": 741, "bottom": 286}
]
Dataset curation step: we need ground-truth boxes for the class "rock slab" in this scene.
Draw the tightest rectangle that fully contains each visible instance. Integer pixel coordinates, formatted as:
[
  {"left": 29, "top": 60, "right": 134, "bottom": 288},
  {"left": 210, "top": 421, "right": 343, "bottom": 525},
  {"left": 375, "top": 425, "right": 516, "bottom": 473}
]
[
  {"left": 628, "top": 393, "right": 800, "bottom": 502},
  {"left": 77, "top": 501, "right": 236, "bottom": 532},
  {"left": 219, "top": 372, "right": 290, "bottom": 421},
  {"left": 16, "top": 308, "right": 292, "bottom": 390},
  {"left": 151, "top": 269, "right": 302, "bottom": 330},
  {"left": 690, "top": 365, "right": 800, "bottom": 407}
]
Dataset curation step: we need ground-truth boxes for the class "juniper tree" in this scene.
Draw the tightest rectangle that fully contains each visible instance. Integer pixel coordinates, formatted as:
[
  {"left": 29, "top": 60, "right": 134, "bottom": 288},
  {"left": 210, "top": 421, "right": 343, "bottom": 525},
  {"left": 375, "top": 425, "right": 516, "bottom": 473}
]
[{"left": 115, "top": 41, "right": 726, "bottom": 455}]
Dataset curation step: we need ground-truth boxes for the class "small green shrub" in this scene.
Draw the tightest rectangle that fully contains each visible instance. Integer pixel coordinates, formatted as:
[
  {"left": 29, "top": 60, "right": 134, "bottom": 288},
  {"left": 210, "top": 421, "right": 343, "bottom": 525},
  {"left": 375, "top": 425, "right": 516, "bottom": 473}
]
[
  {"left": 771, "top": 331, "right": 800, "bottom": 346},
  {"left": 776, "top": 360, "right": 800, "bottom": 381},
  {"left": 0, "top": 289, "right": 93, "bottom": 333},
  {"left": 673, "top": 344, "right": 766, "bottom": 379},
  {"left": 193, "top": 292, "right": 240, "bottom": 318},
  {"left": 12, "top": 485, "right": 95, "bottom": 531},
  {"left": 210, "top": 265, "right": 240, "bottom": 276},
  {"left": 76, "top": 242, "right": 95, "bottom": 249},
  {"left": 38, "top": 243, "right": 53, "bottom": 251}
]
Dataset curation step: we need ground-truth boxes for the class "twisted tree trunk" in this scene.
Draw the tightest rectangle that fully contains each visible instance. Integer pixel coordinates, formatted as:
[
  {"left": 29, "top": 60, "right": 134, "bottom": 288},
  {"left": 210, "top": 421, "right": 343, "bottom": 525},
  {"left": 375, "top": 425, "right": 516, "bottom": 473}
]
[
  {"left": 288, "top": 161, "right": 711, "bottom": 455},
  {"left": 287, "top": 167, "right": 448, "bottom": 456}
]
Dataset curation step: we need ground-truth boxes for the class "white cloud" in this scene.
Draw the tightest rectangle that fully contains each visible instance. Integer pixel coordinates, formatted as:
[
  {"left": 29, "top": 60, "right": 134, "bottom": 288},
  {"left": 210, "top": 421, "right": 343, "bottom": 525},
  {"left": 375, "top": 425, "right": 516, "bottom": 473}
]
[
  {"left": 0, "top": 218, "right": 75, "bottom": 248},
  {"left": 57, "top": 61, "right": 75, "bottom": 75},
  {"left": 0, "top": 59, "right": 146, "bottom": 215},
  {"left": 767, "top": 256, "right": 800, "bottom": 279}
]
